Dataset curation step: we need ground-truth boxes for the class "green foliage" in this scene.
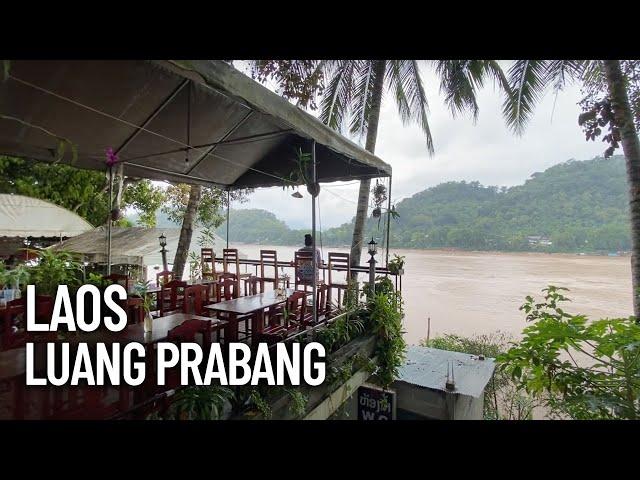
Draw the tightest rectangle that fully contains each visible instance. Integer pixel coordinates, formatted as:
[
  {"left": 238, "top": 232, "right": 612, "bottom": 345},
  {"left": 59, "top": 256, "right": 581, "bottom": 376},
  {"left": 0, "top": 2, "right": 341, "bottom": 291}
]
[
  {"left": 28, "top": 249, "right": 82, "bottom": 296},
  {"left": 0, "top": 263, "right": 31, "bottom": 290},
  {"left": 214, "top": 156, "right": 632, "bottom": 253},
  {"left": 123, "top": 179, "right": 166, "bottom": 227},
  {"left": 85, "top": 272, "right": 109, "bottom": 289},
  {"left": 283, "top": 388, "right": 309, "bottom": 418},
  {"left": 314, "top": 313, "right": 366, "bottom": 354},
  {"left": 387, "top": 254, "right": 405, "bottom": 275},
  {"left": 0, "top": 156, "right": 164, "bottom": 227},
  {"left": 498, "top": 286, "right": 640, "bottom": 419},
  {"left": 248, "top": 389, "right": 273, "bottom": 419},
  {"left": 169, "top": 386, "right": 234, "bottom": 420},
  {"left": 367, "top": 292, "right": 406, "bottom": 389},
  {"left": 162, "top": 183, "right": 250, "bottom": 230}
]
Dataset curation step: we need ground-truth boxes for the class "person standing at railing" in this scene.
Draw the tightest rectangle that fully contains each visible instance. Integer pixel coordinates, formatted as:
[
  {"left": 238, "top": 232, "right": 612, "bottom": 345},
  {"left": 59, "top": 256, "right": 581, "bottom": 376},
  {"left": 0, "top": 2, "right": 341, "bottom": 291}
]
[{"left": 297, "top": 234, "right": 323, "bottom": 285}]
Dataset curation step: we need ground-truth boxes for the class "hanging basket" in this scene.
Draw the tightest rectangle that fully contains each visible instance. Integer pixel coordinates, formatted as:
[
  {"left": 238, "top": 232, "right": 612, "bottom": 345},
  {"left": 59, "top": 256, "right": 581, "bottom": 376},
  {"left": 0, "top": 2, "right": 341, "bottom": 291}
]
[
  {"left": 306, "top": 182, "right": 320, "bottom": 197},
  {"left": 372, "top": 207, "right": 382, "bottom": 218}
]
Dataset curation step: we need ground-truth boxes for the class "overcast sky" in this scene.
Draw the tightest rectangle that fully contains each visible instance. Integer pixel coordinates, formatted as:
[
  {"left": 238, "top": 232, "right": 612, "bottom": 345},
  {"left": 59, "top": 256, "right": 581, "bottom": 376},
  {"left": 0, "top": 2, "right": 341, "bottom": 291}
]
[{"left": 233, "top": 61, "right": 605, "bottom": 230}]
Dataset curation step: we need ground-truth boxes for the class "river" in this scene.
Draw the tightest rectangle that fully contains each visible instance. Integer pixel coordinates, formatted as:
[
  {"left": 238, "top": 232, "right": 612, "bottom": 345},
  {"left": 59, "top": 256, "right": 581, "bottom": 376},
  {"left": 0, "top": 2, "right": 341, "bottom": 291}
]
[{"left": 231, "top": 245, "right": 633, "bottom": 345}]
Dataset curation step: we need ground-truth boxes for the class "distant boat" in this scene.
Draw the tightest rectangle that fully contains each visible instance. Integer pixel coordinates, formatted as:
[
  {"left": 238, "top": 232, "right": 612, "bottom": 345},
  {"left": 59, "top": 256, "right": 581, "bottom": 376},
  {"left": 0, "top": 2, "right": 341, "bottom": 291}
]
[{"left": 608, "top": 252, "right": 619, "bottom": 257}]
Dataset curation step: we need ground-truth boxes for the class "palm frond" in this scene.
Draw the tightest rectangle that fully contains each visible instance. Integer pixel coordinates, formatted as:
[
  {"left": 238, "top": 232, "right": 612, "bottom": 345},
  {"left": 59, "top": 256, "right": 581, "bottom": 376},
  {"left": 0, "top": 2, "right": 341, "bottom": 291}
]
[
  {"left": 387, "top": 60, "right": 434, "bottom": 154},
  {"left": 349, "top": 61, "right": 377, "bottom": 139},
  {"left": 502, "top": 60, "right": 550, "bottom": 135},
  {"left": 545, "top": 60, "right": 586, "bottom": 92},
  {"left": 319, "top": 60, "right": 356, "bottom": 132}
]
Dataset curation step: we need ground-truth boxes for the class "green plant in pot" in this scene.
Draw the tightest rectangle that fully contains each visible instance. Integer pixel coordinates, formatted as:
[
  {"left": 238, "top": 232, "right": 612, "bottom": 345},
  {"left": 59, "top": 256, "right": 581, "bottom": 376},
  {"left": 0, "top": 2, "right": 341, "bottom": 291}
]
[
  {"left": 133, "top": 280, "right": 155, "bottom": 333},
  {"left": 387, "top": 254, "right": 405, "bottom": 275},
  {"left": 188, "top": 252, "right": 202, "bottom": 282},
  {"left": 28, "top": 249, "right": 82, "bottom": 297},
  {"left": 1, "top": 263, "right": 31, "bottom": 300}
]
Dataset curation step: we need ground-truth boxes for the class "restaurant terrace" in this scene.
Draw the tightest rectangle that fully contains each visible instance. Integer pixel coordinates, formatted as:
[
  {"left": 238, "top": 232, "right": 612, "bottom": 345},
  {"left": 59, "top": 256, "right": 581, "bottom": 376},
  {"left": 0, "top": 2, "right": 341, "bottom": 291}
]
[{"left": 0, "top": 60, "right": 405, "bottom": 420}]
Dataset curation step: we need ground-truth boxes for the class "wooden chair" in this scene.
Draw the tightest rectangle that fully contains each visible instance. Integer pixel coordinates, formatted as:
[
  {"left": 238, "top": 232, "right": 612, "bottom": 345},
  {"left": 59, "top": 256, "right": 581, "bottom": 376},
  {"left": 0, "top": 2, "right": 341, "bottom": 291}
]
[
  {"left": 306, "top": 283, "right": 329, "bottom": 324},
  {"left": 260, "top": 291, "right": 307, "bottom": 343},
  {"left": 259, "top": 250, "right": 279, "bottom": 290},
  {"left": 243, "top": 275, "right": 265, "bottom": 296},
  {"left": 327, "top": 252, "right": 351, "bottom": 311},
  {"left": 294, "top": 250, "right": 315, "bottom": 292},
  {"left": 156, "top": 270, "right": 174, "bottom": 287},
  {"left": 223, "top": 248, "right": 252, "bottom": 295},
  {"left": 222, "top": 248, "right": 240, "bottom": 275},
  {"left": 213, "top": 278, "right": 256, "bottom": 341},
  {"left": 1, "top": 299, "right": 26, "bottom": 351},
  {"left": 183, "top": 285, "right": 208, "bottom": 315},
  {"left": 158, "top": 280, "right": 187, "bottom": 317},
  {"left": 123, "top": 297, "right": 144, "bottom": 325},
  {"left": 201, "top": 248, "right": 216, "bottom": 281}
]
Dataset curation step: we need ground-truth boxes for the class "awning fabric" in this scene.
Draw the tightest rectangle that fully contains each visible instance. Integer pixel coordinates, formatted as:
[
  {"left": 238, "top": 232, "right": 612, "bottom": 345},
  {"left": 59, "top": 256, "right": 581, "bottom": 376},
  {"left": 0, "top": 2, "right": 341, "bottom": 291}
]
[
  {"left": 0, "top": 194, "right": 93, "bottom": 238},
  {"left": 0, "top": 60, "right": 391, "bottom": 189}
]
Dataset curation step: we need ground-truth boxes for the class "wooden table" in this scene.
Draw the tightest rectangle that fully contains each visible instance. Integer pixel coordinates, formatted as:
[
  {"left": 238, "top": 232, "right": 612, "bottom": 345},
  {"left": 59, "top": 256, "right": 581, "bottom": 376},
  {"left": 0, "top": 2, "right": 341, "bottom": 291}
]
[
  {"left": 204, "top": 289, "right": 301, "bottom": 342},
  {"left": 117, "top": 313, "right": 227, "bottom": 345}
]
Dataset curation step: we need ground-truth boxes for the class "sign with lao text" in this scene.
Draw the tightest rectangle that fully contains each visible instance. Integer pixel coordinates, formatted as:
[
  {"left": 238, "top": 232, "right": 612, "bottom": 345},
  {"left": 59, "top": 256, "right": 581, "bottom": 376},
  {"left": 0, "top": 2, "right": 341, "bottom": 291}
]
[{"left": 357, "top": 385, "right": 396, "bottom": 420}]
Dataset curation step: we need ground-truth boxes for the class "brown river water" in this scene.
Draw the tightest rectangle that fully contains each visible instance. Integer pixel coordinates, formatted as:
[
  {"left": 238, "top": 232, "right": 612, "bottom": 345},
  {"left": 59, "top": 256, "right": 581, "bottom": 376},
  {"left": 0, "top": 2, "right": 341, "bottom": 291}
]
[{"left": 229, "top": 245, "right": 634, "bottom": 345}]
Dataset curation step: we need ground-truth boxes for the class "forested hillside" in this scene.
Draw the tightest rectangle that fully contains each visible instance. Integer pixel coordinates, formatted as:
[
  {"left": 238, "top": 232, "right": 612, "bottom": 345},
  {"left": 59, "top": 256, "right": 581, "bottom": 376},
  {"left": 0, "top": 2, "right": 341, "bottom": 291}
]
[{"left": 147, "top": 156, "right": 633, "bottom": 253}]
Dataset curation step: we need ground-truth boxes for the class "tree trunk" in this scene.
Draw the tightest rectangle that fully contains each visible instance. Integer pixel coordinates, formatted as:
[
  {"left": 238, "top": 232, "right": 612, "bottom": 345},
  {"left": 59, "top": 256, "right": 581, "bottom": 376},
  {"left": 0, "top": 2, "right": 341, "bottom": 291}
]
[
  {"left": 350, "top": 61, "right": 387, "bottom": 276},
  {"left": 603, "top": 60, "right": 640, "bottom": 318},
  {"left": 173, "top": 184, "right": 202, "bottom": 279}
]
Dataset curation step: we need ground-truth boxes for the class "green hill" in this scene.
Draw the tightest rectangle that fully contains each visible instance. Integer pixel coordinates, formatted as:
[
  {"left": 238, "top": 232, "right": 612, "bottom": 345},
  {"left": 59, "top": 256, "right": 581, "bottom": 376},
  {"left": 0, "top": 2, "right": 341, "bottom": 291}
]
[{"left": 215, "top": 156, "right": 631, "bottom": 253}]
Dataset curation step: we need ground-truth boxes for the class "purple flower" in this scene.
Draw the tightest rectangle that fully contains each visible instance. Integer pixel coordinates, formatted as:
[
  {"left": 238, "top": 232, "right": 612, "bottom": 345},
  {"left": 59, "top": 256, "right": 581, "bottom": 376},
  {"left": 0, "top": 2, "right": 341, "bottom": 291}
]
[{"left": 105, "top": 147, "right": 119, "bottom": 167}]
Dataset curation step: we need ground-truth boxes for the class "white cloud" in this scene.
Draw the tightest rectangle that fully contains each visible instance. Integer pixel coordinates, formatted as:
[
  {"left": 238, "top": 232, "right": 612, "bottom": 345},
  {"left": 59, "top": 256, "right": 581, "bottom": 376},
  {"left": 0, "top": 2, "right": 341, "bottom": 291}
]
[{"left": 236, "top": 61, "right": 604, "bottom": 228}]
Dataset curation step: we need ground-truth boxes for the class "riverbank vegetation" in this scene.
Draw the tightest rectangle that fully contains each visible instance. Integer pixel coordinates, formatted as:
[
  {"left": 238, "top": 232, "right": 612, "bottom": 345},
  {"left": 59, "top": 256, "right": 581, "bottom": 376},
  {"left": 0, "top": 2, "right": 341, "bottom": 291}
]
[{"left": 424, "top": 285, "right": 640, "bottom": 420}]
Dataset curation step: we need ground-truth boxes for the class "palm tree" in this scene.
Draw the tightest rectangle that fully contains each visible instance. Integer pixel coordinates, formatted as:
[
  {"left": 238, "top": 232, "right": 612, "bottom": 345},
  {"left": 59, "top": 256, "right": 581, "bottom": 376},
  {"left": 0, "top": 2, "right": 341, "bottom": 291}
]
[
  {"left": 502, "top": 60, "right": 640, "bottom": 316},
  {"left": 253, "top": 60, "right": 509, "bottom": 272}
]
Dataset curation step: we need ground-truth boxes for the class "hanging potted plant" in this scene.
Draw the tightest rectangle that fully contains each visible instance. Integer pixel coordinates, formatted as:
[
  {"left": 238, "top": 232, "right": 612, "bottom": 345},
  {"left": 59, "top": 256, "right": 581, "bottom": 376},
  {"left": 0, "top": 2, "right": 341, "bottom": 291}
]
[
  {"left": 371, "top": 181, "right": 387, "bottom": 227},
  {"left": 388, "top": 254, "right": 405, "bottom": 276}
]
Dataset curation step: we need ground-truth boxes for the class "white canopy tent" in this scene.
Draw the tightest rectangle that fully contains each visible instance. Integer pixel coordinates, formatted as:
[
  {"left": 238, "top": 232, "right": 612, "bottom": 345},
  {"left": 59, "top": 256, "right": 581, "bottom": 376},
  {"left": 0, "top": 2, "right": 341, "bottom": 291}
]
[{"left": 0, "top": 194, "right": 93, "bottom": 239}]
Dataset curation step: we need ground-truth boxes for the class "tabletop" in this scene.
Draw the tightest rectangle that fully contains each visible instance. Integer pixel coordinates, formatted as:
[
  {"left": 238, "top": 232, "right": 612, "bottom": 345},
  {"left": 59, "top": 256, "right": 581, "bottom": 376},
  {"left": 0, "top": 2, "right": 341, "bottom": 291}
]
[
  {"left": 204, "top": 289, "right": 302, "bottom": 315},
  {"left": 116, "top": 313, "right": 226, "bottom": 345}
]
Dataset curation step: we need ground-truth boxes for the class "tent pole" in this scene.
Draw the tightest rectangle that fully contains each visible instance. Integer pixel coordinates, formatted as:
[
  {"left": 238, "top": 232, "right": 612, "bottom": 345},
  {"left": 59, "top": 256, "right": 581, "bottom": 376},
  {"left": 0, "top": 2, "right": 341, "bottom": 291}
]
[
  {"left": 385, "top": 175, "right": 392, "bottom": 268},
  {"left": 107, "top": 165, "right": 113, "bottom": 276},
  {"left": 311, "top": 140, "right": 317, "bottom": 324},
  {"left": 226, "top": 189, "right": 230, "bottom": 249}
]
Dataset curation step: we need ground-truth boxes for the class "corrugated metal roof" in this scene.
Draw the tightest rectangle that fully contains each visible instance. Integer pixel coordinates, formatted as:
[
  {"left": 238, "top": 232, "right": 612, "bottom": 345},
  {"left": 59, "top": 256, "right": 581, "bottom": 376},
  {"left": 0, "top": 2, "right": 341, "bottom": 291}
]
[
  {"left": 50, "top": 226, "right": 240, "bottom": 268},
  {"left": 396, "top": 346, "right": 496, "bottom": 398}
]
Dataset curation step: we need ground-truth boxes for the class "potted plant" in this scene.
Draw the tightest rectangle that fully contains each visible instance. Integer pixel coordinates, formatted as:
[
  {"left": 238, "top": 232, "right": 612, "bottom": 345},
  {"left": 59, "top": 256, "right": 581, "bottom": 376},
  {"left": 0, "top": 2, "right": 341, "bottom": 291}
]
[
  {"left": 1, "top": 264, "right": 31, "bottom": 300},
  {"left": 188, "top": 252, "right": 202, "bottom": 283},
  {"left": 29, "top": 249, "right": 82, "bottom": 297},
  {"left": 388, "top": 254, "right": 405, "bottom": 275},
  {"left": 133, "top": 280, "right": 155, "bottom": 333}
]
